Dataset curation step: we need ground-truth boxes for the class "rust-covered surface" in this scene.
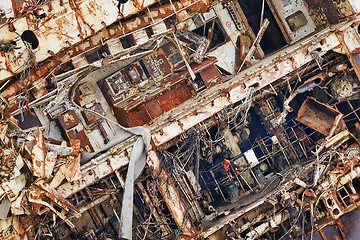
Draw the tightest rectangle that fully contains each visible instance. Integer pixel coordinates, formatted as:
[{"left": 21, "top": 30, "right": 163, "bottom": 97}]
[
  {"left": 296, "top": 97, "right": 344, "bottom": 136},
  {"left": 1, "top": 0, "right": 360, "bottom": 240}
]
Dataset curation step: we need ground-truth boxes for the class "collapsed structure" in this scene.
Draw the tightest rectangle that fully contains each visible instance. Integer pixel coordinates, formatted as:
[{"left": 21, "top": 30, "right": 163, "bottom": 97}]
[{"left": 1, "top": 0, "right": 360, "bottom": 239}]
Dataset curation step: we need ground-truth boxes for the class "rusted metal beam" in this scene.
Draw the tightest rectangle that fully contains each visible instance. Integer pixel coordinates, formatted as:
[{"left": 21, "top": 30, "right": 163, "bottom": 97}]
[
  {"left": 1, "top": 0, "right": 211, "bottom": 112},
  {"left": 136, "top": 181, "right": 173, "bottom": 236},
  {"left": 147, "top": 151, "right": 198, "bottom": 239},
  {"left": 47, "top": 16, "right": 360, "bottom": 238},
  {"left": 150, "top": 20, "right": 346, "bottom": 145},
  {"left": 0, "top": 0, "right": 121, "bottom": 82},
  {"left": 56, "top": 140, "right": 132, "bottom": 198},
  {"left": 237, "top": 18, "right": 269, "bottom": 73},
  {"left": 335, "top": 21, "right": 360, "bottom": 80},
  {"left": 296, "top": 97, "right": 344, "bottom": 137}
]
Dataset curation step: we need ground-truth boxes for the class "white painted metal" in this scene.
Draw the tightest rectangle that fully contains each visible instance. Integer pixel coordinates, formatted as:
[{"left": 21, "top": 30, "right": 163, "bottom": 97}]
[{"left": 268, "top": 0, "right": 317, "bottom": 42}]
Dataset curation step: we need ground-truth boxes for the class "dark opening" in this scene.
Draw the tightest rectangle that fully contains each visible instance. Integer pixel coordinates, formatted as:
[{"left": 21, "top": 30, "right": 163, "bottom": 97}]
[
  {"left": 337, "top": 187, "right": 351, "bottom": 206},
  {"left": 313, "top": 78, "right": 322, "bottom": 85},
  {"left": 85, "top": 44, "right": 110, "bottom": 63},
  {"left": 238, "top": 0, "right": 287, "bottom": 55},
  {"left": 303, "top": 0, "right": 340, "bottom": 25},
  {"left": 59, "top": 62, "right": 75, "bottom": 74},
  {"left": 192, "top": 19, "right": 228, "bottom": 50},
  {"left": 192, "top": 73, "right": 206, "bottom": 91},
  {"left": 139, "top": 60, "right": 151, "bottom": 78},
  {"left": 353, "top": 177, "right": 360, "bottom": 193},
  {"left": 21, "top": 30, "right": 39, "bottom": 49},
  {"left": 14, "top": 110, "right": 42, "bottom": 129},
  {"left": 117, "top": 0, "right": 128, "bottom": 10},
  {"left": 145, "top": 26, "right": 154, "bottom": 37},
  {"left": 34, "top": 11, "right": 46, "bottom": 19},
  {"left": 120, "top": 34, "right": 136, "bottom": 49}
]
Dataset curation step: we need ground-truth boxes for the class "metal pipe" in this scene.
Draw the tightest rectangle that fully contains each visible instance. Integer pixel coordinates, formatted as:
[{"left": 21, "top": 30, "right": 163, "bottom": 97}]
[{"left": 245, "top": 211, "right": 289, "bottom": 240}]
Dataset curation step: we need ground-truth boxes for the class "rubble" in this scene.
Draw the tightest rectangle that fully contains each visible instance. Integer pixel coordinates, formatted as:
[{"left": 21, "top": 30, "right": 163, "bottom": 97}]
[{"left": 0, "top": 0, "right": 360, "bottom": 239}]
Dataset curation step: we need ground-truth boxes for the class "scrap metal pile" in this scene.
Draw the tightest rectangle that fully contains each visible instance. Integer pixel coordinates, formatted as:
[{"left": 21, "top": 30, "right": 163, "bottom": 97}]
[
  {"left": 0, "top": 106, "right": 82, "bottom": 238},
  {"left": 0, "top": 0, "right": 360, "bottom": 239}
]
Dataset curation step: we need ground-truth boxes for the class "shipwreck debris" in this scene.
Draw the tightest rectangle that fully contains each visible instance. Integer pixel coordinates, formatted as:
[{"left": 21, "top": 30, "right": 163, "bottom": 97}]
[{"left": 0, "top": 0, "right": 360, "bottom": 240}]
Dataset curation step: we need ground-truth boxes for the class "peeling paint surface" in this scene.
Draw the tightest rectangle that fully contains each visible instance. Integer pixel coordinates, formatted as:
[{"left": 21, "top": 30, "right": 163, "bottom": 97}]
[{"left": 0, "top": 0, "right": 360, "bottom": 240}]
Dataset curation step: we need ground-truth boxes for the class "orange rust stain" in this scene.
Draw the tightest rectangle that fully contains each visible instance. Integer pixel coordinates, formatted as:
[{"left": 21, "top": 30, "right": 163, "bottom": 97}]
[
  {"left": 35, "top": 160, "right": 42, "bottom": 168},
  {"left": 87, "top": 1, "right": 98, "bottom": 15}
]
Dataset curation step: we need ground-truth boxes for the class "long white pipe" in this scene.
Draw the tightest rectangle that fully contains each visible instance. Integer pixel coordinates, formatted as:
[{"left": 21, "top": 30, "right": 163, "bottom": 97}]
[{"left": 245, "top": 211, "right": 289, "bottom": 240}]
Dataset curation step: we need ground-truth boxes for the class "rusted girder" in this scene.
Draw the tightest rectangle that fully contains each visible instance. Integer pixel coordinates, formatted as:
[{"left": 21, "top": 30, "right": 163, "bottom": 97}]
[
  {"left": 148, "top": 150, "right": 198, "bottom": 239},
  {"left": 149, "top": 21, "right": 347, "bottom": 145}
]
